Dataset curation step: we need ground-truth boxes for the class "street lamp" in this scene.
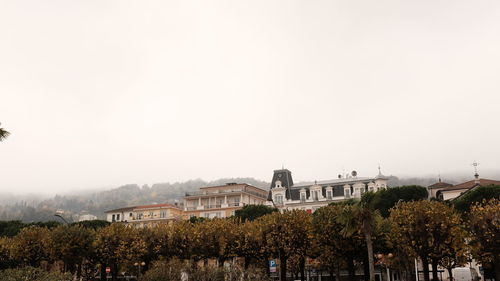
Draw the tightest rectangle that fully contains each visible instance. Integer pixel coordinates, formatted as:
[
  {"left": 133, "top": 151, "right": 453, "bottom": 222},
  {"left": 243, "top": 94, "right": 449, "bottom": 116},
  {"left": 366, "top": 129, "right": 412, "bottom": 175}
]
[
  {"left": 376, "top": 253, "right": 394, "bottom": 281},
  {"left": 134, "top": 262, "right": 145, "bottom": 279},
  {"left": 54, "top": 213, "right": 69, "bottom": 225}
]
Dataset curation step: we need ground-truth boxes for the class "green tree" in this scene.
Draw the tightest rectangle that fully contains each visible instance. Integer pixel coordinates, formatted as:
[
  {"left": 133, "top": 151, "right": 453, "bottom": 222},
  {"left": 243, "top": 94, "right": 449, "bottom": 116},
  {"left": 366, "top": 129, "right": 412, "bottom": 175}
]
[
  {"left": 454, "top": 185, "right": 500, "bottom": 214},
  {"left": 71, "top": 220, "right": 110, "bottom": 229},
  {"left": 260, "top": 210, "right": 312, "bottom": 281},
  {"left": 234, "top": 205, "right": 277, "bottom": 222},
  {"left": 0, "top": 123, "right": 9, "bottom": 142},
  {"left": 389, "top": 200, "right": 467, "bottom": 281},
  {"left": 337, "top": 193, "right": 382, "bottom": 281},
  {"left": 371, "top": 186, "right": 429, "bottom": 217},
  {"left": 0, "top": 221, "right": 26, "bottom": 237},
  {"left": 468, "top": 198, "right": 500, "bottom": 281}
]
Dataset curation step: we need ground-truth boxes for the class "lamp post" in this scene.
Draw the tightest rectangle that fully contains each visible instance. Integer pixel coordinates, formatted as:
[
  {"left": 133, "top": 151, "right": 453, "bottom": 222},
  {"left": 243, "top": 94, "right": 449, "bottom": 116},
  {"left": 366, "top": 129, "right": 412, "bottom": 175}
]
[
  {"left": 134, "top": 261, "right": 145, "bottom": 279},
  {"left": 54, "top": 213, "right": 69, "bottom": 225},
  {"left": 376, "top": 253, "right": 394, "bottom": 281}
]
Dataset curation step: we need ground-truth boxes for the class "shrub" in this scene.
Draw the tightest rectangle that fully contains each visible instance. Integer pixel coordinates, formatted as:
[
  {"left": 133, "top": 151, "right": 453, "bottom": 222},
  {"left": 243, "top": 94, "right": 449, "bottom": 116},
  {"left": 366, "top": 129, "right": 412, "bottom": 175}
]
[
  {"left": 140, "top": 259, "right": 270, "bottom": 281},
  {"left": 0, "top": 266, "right": 71, "bottom": 281}
]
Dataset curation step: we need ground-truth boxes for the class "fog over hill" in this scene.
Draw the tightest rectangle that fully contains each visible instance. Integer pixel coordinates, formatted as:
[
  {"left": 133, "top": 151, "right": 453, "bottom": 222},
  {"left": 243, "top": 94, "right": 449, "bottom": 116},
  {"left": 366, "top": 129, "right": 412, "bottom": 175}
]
[{"left": 0, "top": 171, "right": 498, "bottom": 223}]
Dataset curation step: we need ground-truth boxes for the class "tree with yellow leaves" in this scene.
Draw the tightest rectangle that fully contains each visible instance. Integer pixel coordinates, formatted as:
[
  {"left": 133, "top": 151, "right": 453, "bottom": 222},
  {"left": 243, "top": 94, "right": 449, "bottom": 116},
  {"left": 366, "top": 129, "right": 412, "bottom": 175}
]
[
  {"left": 259, "top": 209, "right": 312, "bottom": 281},
  {"left": 469, "top": 198, "right": 500, "bottom": 281},
  {"left": 49, "top": 224, "right": 95, "bottom": 278},
  {"left": 313, "top": 204, "right": 366, "bottom": 281},
  {"left": 234, "top": 220, "right": 267, "bottom": 269},
  {"left": 389, "top": 200, "right": 468, "bottom": 281},
  {"left": 10, "top": 226, "right": 51, "bottom": 267},
  {"left": 93, "top": 223, "right": 146, "bottom": 281},
  {"left": 191, "top": 218, "right": 239, "bottom": 266}
]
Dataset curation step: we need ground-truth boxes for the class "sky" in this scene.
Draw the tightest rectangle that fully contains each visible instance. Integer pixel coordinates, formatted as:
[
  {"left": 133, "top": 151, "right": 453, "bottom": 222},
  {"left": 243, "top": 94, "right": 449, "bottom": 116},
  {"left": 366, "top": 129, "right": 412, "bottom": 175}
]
[{"left": 1, "top": 0, "right": 500, "bottom": 194}]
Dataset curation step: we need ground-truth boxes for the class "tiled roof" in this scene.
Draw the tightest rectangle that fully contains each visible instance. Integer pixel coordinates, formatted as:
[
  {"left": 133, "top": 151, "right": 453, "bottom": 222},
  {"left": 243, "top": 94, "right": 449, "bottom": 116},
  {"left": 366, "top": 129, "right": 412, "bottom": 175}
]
[
  {"left": 428, "top": 182, "right": 453, "bottom": 189},
  {"left": 200, "top": 183, "right": 249, "bottom": 189},
  {"left": 134, "top": 203, "right": 180, "bottom": 210},
  {"left": 440, "top": 178, "right": 500, "bottom": 192},
  {"left": 105, "top": 206, "right": 137, "bottom": 213}
]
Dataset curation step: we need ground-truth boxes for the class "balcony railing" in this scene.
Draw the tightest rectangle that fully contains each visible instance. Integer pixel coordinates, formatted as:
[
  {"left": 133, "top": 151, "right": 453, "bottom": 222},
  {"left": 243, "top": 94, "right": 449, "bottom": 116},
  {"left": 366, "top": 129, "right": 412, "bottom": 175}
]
[{"left": 185, "top": 188, "right": 267, "bottom": 199}]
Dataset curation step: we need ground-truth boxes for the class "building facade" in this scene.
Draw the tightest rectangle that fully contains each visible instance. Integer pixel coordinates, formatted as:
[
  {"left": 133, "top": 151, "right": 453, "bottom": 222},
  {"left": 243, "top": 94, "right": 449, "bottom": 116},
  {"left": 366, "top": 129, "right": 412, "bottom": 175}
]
[
  {"left": 267, "top": 168, "right": 389, "bottom": 212},
  {"left": 105, "top": 203, "right": 183, "bottom": 227},
  {"left": 183, "top": 183, "right": 268, "bottom": 219}
]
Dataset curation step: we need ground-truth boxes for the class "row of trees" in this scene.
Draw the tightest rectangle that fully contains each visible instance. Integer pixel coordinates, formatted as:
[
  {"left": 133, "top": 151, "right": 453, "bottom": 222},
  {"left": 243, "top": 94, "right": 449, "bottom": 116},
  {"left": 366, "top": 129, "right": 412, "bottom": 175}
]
[{"left": 0, "top": 186, "right": 498, "bottom": 281}]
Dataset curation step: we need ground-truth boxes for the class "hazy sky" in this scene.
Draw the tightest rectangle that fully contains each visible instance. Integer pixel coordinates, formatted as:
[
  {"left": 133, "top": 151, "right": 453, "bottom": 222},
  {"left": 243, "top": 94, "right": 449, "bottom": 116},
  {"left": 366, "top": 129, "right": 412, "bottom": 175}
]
[{"left": 1, "top": 0, "right": 499, "bottom": 194}]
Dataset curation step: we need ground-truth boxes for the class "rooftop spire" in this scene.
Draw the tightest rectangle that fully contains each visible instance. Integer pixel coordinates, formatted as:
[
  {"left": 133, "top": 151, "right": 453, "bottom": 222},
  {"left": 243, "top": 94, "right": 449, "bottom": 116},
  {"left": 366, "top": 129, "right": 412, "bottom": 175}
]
[{"left": 472, "top": 161, "right": 480, "bottom": 183}]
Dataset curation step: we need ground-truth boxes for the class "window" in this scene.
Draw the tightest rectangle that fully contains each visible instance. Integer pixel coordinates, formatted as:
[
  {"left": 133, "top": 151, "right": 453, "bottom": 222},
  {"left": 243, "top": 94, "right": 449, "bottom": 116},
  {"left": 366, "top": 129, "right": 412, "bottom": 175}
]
[
  {"left": 112, "top": 214, "right": 116, "bottom": 222},
  {"left": 160, "top": 211, "right": 167, "bottom": 218},
  {"left": 300, "top": 193, "right": 306, "bottom": 202},
  {"left": 344, "top": 189, "right": 351, "bottom": 199},
  {"left": 326, "top": 190, "right": 332, "bottom": 199},
  {"left": 129, "top": 213, "right": 133, "bottom": 217},
  {"left": 149, "top": 212, "right": 154, "bottom": 217},
  {"left": 275, "top": 194, "right": 283, "bottom": 204},
  {"left": 116, "top": 214, "right": 120, "bottom": 221},
  {"left": 313, "top": 191, "right": 319, "bottom": 201}
]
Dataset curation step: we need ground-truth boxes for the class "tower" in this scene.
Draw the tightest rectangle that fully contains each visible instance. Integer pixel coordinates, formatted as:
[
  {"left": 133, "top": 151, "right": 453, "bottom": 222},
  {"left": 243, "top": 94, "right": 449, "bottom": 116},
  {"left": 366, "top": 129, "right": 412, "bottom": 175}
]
[{"left": 270, "top": 169, "right": 294, "bottom": 189}]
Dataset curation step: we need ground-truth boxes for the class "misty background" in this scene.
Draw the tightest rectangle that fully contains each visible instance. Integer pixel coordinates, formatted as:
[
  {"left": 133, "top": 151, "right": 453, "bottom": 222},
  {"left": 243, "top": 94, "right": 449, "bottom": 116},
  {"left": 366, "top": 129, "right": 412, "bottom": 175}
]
[{"left": 1, "top": 1, "right": 499, "bottom": 220}]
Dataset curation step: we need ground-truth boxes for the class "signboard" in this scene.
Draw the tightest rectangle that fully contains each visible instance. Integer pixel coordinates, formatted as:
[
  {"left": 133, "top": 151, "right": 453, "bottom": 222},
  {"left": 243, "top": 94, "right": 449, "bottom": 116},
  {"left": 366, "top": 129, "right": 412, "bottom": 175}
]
[
  {"left": 269, "top": 260, "right": 277, "bottom": 273},
  {"left": 105, "top": 267, "right": 111, "bottom": 274}
]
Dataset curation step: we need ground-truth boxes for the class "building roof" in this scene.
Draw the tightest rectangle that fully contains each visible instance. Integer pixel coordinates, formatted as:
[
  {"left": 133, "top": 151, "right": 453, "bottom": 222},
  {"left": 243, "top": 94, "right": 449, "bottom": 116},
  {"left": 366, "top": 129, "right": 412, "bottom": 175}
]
[
  {"left": 440, "top": 178, "right": 500, "bottom": 193},
  {"left": 199, "top": 183, "right": 258, "bottom": 189},
  {"left": 105, "top": 206, "right": 137, "bottom": 213},
  {"left": 134, "top": 203, "right": 181, "bottom": 210},
  {"left": 428, "top": 181, "right": 453, "bottom": 189}
]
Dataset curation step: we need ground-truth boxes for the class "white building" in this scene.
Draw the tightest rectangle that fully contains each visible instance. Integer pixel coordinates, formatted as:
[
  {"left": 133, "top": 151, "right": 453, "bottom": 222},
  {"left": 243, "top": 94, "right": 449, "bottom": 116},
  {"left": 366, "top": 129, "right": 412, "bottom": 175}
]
[{"left": 267, "top": 168, "right": 389, "bottom": 212}]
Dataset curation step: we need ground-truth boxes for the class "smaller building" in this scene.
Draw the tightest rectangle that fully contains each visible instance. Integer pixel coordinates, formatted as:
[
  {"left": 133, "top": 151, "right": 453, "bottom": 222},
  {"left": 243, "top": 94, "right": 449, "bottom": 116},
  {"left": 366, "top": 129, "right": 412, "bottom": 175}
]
[
  {"left": 78, "top": 214, "right": 98, "bottom": 222},
  {"left": 106, "top": 206, "right": 136, "bottom": 223},
  {"left": 105, "top": 203, "right": 183, "bottom": 227},
  {"left": 435, "top": 173, "right": 500, "bottom": 200},
  {"left": 427, "top": 178, "right": 453, "bottom": 199},
  {"left": 183, "top": 183, "right": 268, "bottom": 219}
]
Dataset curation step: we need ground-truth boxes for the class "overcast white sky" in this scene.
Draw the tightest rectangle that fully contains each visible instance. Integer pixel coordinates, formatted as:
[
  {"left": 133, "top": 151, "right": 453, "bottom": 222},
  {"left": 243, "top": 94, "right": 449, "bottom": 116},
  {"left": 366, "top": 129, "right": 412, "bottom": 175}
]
[{"left": 1, "top": 0, "right": 500, "bottom": 194}]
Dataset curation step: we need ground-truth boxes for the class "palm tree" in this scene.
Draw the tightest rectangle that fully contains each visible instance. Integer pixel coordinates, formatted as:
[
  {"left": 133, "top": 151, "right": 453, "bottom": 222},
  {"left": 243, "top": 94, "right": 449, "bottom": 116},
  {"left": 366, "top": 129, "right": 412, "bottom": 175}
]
[
  {"left": 338, "top": 193, "right": 380, "bottom": 281},
  {"left": 0, "top": 122, "right": 9, "bottom": 141}
]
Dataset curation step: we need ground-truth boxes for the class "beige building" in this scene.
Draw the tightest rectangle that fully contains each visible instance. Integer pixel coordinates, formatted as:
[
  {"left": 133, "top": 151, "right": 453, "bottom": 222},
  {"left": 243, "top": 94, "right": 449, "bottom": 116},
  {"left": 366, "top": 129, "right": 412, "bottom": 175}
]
[
  {"left": 183, "top": 183, "right": 268, "bottom": 219},
  {"left": 105, "top": 203, "right": 183, "bottom": 227}
]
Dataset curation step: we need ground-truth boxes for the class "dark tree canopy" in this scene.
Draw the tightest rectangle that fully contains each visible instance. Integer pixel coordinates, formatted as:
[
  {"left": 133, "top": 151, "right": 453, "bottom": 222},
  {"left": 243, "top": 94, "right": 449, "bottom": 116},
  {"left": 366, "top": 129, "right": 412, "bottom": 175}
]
[
  {"left": 70, "top": 220, "right": 110, "bottom": 229},
  {"left": 0, "top": 221, "right": 62, "bottom": 238},
  {"left": 453, "top": 185, "right": 500, "bottom": 214},
  {"left": 371, "top": 185, "right": 428, "bottom": 217},
  {"left": 234, "top": 205, "right": 277, "bottom": 222}
]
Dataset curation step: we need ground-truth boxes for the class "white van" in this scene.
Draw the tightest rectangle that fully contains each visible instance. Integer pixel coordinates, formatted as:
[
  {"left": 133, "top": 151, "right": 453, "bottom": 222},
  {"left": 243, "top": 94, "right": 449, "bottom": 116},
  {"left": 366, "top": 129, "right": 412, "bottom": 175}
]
[{"left": 452, "top": 267, "right": 481, "bottom": 281}]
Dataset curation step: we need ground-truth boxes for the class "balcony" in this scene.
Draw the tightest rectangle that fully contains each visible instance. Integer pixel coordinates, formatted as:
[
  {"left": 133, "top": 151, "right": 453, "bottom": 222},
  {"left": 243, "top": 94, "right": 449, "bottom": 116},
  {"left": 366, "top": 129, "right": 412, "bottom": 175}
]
[{"left": 185, "top": 188, "right": 266, "bottom": 199}]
